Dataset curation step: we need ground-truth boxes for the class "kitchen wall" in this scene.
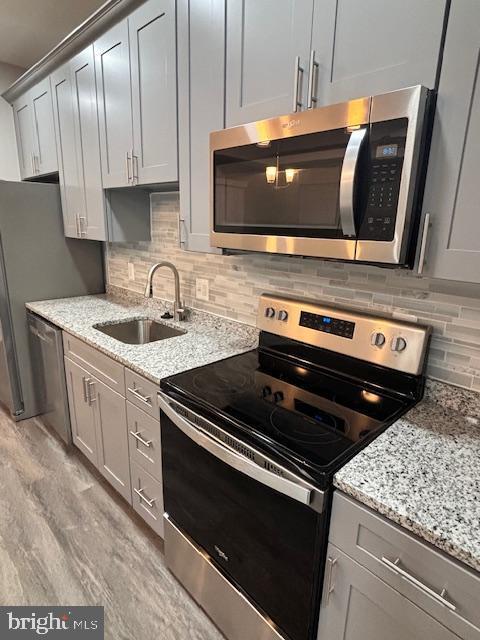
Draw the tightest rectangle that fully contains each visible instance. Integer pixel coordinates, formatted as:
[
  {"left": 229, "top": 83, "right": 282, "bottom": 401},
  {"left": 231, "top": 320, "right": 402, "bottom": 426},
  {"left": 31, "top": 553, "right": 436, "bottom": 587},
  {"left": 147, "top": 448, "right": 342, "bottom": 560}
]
[
  {"left": 107, "top": 193, "right": 480, "bottom": 392},
  {"left": 0, "top": 61, "right": 24, "bottom": 180}
]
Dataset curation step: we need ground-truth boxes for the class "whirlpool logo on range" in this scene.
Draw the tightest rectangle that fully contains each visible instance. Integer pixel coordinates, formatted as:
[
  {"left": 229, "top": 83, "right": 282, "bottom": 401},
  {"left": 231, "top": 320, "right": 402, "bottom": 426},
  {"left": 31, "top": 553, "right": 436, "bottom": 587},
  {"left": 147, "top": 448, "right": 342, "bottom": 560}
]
[{"left": 0, "top": 607, "right": 104, "bottom": 638}]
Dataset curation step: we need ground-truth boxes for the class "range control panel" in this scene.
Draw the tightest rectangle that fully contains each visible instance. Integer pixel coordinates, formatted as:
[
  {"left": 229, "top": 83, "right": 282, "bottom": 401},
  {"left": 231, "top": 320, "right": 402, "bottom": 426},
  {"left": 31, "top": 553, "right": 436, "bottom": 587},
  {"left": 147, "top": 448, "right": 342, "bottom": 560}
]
[
  {"left": 257, "top": 294, "right": 431, "bottom": 376},
  {"left": 299, "top": 311, "right": 355, "bottom": 339}
]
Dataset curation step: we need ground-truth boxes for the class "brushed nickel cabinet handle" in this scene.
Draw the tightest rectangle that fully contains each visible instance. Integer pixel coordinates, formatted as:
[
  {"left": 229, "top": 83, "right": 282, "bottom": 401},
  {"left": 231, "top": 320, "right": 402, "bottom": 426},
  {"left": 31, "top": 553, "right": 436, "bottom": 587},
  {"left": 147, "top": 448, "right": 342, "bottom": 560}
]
[
  {"left": 31, "top": 152, "right": 35, "bottom": 175},
  {"left": 126, "top": 150, "right": 132, "bottom": 183},
  {"left": 128, "top": 386, "right": 152, "bottom": 406},
  {"left": 326, "top": 556, "right": 337, "bottom": 602},
  {"left": 132, "top": 150, "right": 138, "bottom": 185},
  {"left": 82, "top": 376, "right": 88, "bottom": 403},
  {"left": 134, "top": 487, "right": 155, "bottom": 508},
  {"left": 292, "top": 55, "right": 304, "bottom": 112},
  {"left": 381, "top": 557, "right": 456, "bottom": 612},
  {"left": 87, "top": 380, "right": 96, "bottom": 405},
  {"left": 129, "top": 430, "right": 152, "bottom": 448},
  {"left": 307, "top": 49, "right": 319, "bottom": 109},
  {"left": 78, "top": 215, "right": 87, "bottom": 237}
]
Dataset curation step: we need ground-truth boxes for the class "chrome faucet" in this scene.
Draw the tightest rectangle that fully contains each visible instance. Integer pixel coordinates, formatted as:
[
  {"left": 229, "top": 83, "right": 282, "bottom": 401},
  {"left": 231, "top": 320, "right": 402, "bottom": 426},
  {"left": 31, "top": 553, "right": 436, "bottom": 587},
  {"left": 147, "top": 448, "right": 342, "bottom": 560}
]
[{"left": 144, "top": 261, "right": 186, "bottom": 321}]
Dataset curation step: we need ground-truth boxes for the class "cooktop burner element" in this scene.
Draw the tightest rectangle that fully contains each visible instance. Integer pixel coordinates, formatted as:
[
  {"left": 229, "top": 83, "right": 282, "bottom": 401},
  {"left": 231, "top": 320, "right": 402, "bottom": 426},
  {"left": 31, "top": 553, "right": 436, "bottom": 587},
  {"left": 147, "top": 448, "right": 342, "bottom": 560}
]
[{"left": 161, "top": 294, "right": 431, "bottom": 487}]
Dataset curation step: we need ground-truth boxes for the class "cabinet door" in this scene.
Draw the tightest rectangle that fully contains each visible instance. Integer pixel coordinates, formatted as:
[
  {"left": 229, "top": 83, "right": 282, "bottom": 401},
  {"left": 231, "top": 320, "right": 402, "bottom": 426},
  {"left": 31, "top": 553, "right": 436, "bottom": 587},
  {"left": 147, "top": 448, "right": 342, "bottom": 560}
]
[
  {"left": 30, "top": 77, "right": 58, "bottom": 175},
  {"left": 71, "top": 45, "right": 107, "bottom": 241},
  {"left": 177, "top": 0, "right": 224, "bottom": 252},
  {"left": 90, "top": 376, "right": 131, "bottom": 503},
  {"left": 421, "top": 0, "right": 480, "bottom": 282},
  {"left": 13, "top": 94, "right": 35, "bottom": 179},
  {"left": 51, "top": 64, "right": 82, "bottom": 239},
  {"left": 311, "top": 0, "right": 446, "bottom": 107},
  {"left": 225, "top": 0, "right": 314, "bottom": 126},
  {"left": 64, "top": 357, "right": 97, "bottom": 466},
  {"left": 94, "top": 19, "right": 134, "bottom": 188},
  {"left": 317, "top": 546, "right": 460, "bottom": 640},
  {"left": 129, "top": 0, "right": 178, "bottom": 185}
]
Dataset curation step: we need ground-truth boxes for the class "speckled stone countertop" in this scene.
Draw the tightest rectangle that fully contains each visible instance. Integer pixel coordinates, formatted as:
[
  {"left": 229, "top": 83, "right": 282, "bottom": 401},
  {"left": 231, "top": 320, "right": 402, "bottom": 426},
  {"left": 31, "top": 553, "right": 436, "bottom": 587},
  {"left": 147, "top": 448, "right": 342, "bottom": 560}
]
[
  {"left": 335, "top": 381, "right": 480, "bottom": 573},
  {"left": 26, "top": 293, "right": 259, "bottom": 384}
]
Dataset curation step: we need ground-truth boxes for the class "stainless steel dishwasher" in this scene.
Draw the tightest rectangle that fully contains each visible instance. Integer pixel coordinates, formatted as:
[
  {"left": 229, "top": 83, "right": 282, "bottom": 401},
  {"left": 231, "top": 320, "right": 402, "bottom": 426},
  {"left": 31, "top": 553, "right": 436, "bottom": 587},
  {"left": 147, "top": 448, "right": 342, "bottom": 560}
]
[{"left": 27, "top": 312, "right": 72, "bottom": 445}]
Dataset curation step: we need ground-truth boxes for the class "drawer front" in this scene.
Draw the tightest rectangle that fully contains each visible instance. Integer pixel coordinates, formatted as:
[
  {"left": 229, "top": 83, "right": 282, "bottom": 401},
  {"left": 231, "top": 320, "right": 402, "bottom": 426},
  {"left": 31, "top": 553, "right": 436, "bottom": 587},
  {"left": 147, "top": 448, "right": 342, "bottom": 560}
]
[
  {"left": 330, "top": 492, "right": 480, "bottom": 640},
  {"left": 127, "top": 401, "right": 162, "bottom": 481},
  {"left": 131, "top": 461, "right": 164, "bottom": 538},
  {"left": 63, "top": 332, "right": 125, "bottom": 395},
  {"left": 125, "top": 369, "right": 159, "bottom": 419}
]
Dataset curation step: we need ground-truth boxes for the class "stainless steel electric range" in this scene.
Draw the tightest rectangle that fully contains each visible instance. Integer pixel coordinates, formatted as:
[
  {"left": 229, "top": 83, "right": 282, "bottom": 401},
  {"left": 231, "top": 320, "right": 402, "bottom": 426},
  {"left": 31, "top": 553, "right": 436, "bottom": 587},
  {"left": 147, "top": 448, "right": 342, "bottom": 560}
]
[{"left": 158, "top": 294, "right": 431, "bottom": 640}]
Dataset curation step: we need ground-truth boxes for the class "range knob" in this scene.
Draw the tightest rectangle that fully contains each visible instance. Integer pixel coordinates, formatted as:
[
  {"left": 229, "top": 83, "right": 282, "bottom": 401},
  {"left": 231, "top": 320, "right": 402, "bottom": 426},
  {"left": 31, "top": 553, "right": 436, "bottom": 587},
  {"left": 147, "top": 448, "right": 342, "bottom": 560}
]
[
  {"left": 391, "top": 336, "right": 407, "bottom": 352},
  {"left": 265, "top": 306, "right": 275, "bottom": 318},
  {"left": 273, "top": 390, "right": 284, "bottom": 403},
  {"left": 262, "top": 386, "right": 272, "bottom": 398},
  {"left": 370, "top": 332, "right": 386, "bottom": 348},
  {"left": 278, "top": 309, "right": 289, "bottom": 322}
]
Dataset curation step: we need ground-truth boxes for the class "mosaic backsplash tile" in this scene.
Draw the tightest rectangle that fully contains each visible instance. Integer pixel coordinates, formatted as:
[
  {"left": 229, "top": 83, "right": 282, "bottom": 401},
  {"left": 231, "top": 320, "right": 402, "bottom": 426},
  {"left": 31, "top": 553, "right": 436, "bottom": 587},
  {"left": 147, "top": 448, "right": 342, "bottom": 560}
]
[{"left": 106, "top": 193, "right": 480, "bottom": 392}]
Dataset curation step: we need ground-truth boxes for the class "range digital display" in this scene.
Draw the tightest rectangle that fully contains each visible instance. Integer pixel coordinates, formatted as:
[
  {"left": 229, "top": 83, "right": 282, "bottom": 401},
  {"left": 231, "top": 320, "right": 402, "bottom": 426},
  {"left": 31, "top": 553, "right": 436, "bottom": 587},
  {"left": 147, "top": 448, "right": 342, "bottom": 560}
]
[
  {"left": 300, "top": 311, "right": 355, "bottom": 339},
  {"left": 376, "top": 144, "right": 398, "bottom": 159}
]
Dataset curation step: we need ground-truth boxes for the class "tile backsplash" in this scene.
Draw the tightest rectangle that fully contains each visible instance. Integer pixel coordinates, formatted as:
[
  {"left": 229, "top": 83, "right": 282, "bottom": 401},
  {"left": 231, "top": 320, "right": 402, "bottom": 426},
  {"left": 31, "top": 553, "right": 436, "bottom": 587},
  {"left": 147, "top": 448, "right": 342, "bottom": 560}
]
[{"left": 107, "top": 193, "right": 480, "bottom": 392}]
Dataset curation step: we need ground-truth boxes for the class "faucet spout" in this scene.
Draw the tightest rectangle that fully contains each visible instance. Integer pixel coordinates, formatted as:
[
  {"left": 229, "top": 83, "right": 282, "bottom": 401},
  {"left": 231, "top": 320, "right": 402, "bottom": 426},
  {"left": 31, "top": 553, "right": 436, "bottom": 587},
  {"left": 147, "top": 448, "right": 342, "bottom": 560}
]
[{"left": 144, "top": 261, "right": 186, "bottom": 321}]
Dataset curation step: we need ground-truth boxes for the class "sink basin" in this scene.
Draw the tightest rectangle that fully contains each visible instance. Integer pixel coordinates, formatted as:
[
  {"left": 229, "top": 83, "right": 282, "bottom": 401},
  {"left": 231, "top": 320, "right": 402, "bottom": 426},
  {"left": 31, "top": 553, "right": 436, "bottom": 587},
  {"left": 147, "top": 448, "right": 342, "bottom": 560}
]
[{"left": 93, "top": 318, "right": 186, "bottom": 345}]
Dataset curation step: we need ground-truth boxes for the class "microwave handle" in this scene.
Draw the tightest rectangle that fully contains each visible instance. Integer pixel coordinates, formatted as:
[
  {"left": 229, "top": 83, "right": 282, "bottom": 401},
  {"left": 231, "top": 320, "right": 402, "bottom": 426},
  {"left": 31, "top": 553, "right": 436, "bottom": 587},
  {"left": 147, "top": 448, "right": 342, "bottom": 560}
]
[
  {"left": 339, "top": 127, "right": 368, "bottom": 237},
  {"left": 158, "top": 391, "right": 320, "bottom": 509}
]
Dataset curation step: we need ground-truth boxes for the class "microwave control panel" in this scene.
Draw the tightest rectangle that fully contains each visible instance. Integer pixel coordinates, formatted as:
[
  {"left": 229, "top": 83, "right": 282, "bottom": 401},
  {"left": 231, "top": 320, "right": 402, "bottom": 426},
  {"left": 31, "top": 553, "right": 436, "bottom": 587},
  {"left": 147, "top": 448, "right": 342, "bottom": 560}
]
[{"left": 358, "top": 118, "right": 407, "bottom": 242}]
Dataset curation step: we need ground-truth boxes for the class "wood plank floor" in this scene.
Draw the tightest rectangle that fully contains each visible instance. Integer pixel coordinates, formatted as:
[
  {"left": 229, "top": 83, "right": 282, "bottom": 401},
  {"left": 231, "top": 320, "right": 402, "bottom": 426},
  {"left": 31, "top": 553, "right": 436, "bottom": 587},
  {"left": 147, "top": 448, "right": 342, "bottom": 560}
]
[{"left": 0, "top": 408, "right": 224, "bottom": 640}]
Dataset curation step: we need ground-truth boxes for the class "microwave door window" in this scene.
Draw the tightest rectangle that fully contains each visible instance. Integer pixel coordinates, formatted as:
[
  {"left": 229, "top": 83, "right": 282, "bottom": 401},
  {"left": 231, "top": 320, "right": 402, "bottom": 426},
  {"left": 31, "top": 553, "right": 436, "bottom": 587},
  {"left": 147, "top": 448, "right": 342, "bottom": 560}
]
[{"left": 214, "top": 128, "right": 354, "bottom": 239}]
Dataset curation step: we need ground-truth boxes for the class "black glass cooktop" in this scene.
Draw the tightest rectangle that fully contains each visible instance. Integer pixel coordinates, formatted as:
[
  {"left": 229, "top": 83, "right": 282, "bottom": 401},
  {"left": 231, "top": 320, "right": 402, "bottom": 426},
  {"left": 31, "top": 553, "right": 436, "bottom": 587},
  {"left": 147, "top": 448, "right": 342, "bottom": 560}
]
[{"left": 161, "top": 348, "right": 412, "bottom": 484}]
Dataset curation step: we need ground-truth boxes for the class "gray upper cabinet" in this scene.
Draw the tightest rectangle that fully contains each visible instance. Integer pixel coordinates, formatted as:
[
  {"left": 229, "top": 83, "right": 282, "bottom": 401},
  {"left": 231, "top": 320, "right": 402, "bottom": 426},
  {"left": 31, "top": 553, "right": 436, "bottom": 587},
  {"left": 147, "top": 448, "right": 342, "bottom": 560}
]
[
  {"left": 71, "top": 45, "right": 108, "bottom": 241},
  {"left": 51, "top": 63, "right": 82, "bottom": 238},
  {"left": 13, "top": 94, "right": 35, "bottom": 180},
  {"left": 30, "top": 77, "right": 58, "bottom": 175},
  {"left": 177, "top": 0, "right": 224, "bottom": 252},
  {"left": 421, "top": 0, "right": 480, "bottom": 283},
  {"left": 225, "top": 0, "right": 314, "bottom": 126},
  {"left": 13, "top": 78, "right": 58, "bottom": 179},
  {"left": 91, "top": 375, "right": 132, "bottom": 504},
  {"left": 311, "top": 0, "right": 447, "bottom": 107},
  {"left": 129, "top": 0, "right": 178, "bottom": 185},
  {"left": 317, "top": 545, "right": 460, "bottom": 640},
  {"left": 95, "top": 19, "right": 134, "bottom": 188}
]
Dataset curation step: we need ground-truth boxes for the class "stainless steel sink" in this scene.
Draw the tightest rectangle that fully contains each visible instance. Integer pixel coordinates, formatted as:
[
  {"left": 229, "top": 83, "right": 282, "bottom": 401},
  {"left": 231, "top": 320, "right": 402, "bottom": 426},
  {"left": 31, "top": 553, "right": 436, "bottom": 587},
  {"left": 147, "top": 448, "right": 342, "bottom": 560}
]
[{"left": 93, "top": 318, "right": 186, "bottom": 344}]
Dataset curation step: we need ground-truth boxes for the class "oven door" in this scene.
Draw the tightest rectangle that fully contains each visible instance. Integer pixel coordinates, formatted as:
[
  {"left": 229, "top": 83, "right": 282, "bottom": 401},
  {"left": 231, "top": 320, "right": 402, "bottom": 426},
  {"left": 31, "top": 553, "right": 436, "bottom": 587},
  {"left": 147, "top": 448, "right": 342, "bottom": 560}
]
[
  {"left": 159, "top": 391, "right": 328, "bottom": 640},
  {"left": 210, "top": 98, "right": 371, "bottom": 260}
]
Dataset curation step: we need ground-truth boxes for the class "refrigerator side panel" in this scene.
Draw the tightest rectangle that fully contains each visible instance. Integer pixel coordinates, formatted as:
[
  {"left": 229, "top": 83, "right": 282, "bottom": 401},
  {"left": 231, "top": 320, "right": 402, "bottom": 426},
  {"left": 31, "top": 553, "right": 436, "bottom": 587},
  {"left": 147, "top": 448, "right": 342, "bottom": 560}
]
[{"left": 0, "top": 181, "right": 105, "bottom": 419}]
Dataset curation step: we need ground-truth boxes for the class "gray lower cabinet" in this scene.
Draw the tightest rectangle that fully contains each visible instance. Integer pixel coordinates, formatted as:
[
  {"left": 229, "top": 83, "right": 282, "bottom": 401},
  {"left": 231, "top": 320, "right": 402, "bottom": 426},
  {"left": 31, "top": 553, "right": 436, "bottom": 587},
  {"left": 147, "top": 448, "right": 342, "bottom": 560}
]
[
  {"left": 131, "top": 460, "right": 164, "bottom": 538},
  {"left": 127, "top": 401, "right": 162, "bottom": 482},
  {"left": 311, "top": 0, "right": 446, "bottom": 107},
  {"left": 90, "top": 376, "right": 131, "bottom": 503},
  {"left": 421, "top": 0, "right": 480, "bottom": 283},
  {"left": 317, "top": 545, "right": 460, "bottom": 640},
  {"left": 64, "top": 357, "right": 98, "bottom": 467},
  {"left": 225, "top": 0, "right": 314, "bottom": 126},
  {"left": 319, "top": 492, "right": 480, "bottom": 640},
  {"left": 177, "top": 0, "right": 224, "bottom": 252}
]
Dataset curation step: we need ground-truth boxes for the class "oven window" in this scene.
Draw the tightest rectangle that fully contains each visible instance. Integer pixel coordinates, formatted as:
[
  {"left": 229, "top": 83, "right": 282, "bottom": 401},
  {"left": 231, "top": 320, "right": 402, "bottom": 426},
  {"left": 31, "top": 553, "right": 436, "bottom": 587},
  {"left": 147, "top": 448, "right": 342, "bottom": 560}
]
[{"left": 214, "top": 127, "right": 358, "bottom": 238}]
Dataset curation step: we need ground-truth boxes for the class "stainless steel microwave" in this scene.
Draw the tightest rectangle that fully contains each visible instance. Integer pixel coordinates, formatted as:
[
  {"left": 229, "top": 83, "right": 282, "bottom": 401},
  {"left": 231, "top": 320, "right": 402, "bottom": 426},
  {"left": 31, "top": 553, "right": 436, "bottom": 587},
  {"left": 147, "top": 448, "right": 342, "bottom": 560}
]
[{"left": 210, "top": 85, "right": 433, "bottom": 266}]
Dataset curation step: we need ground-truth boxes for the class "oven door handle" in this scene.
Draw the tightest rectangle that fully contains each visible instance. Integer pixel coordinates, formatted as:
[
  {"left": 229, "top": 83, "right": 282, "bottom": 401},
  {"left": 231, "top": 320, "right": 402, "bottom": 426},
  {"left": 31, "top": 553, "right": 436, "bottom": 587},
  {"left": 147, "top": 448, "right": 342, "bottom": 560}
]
[
  {"left": 158, "top": 391, "right": 318, "bottom": 509},
  {"left": 339, "top": 127, "right": 367, "bottom": 237}
]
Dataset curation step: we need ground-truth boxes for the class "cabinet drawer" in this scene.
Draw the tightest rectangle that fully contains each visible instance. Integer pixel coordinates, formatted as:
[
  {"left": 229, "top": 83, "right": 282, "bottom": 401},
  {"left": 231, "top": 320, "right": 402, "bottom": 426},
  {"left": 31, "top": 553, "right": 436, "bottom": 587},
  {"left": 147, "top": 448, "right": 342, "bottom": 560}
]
[
  {"left": 330, "top": 492, "right": 480, "bottom": 640},
  {"left": 125, "top": 369, "right": 159, "bottom": 419},
  {"left": 127, "top": 401, "right": 162, "bottom": 481},
  {"left": 131, "top": 461, "right": 164, "bottom": 538},
  {"left": 63, "top": 332, "right": 125, "bottom": 395}
]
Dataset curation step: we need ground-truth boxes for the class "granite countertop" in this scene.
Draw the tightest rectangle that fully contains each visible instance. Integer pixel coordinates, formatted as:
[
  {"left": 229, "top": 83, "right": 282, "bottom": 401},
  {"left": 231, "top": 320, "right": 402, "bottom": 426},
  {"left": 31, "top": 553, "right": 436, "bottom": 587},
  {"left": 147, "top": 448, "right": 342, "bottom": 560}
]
[
  {"left": 26, "top": 293, "right": 259, "bottom": 384},
  {"left": 334, "top": 383, "right": 480, "bottom": 573}
]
